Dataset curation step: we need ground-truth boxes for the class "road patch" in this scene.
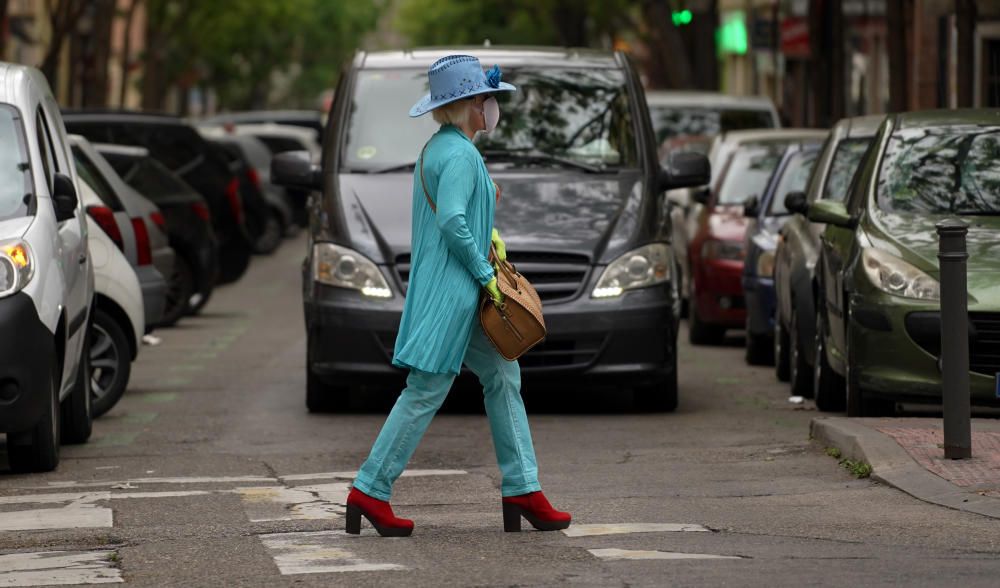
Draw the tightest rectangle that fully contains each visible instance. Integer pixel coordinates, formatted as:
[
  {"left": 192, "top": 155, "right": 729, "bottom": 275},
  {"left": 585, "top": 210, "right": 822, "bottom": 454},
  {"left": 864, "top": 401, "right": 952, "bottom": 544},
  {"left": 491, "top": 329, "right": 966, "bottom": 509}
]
[
  {"left": 260, "top": 531, "right": 406, "bottom": 574},
  {"left": 588, "top": 548, "right": 743, "bottom": 561},
  {"left": 563, "top": 523, "right": 710, "bottom": 537},
  {"left": 0, "top": 493, "right": 112, "bottom": 531},
  {"left": 236, "top": 483, "right": 348, "bottom": 522},
  {"left": 0, "top": 551, "right": 122, "bottom": 586}
]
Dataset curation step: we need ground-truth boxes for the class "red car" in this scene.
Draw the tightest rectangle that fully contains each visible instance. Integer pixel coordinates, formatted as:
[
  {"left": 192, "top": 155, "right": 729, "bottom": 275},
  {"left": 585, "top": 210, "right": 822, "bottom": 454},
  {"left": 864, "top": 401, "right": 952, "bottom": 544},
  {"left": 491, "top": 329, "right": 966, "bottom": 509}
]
[{"left": 687, "top": 130, "right": 824, "bottom": 344}]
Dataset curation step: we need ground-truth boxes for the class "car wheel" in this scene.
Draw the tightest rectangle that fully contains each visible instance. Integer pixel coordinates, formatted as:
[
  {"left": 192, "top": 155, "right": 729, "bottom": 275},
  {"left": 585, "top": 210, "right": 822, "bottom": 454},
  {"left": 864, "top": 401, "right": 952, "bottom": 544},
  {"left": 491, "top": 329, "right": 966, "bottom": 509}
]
[
  {"left": 89, "top": 309, "right": 132, "bottom": 418},
  {"left": 774, "top": 320, "right": 791, "bottom": 381},
  {"left": 162, "top": 254, "right": 195, "bottom": 326},
  {"left": 7, "top": 359, "right": 60, "bottom": 472},
  {"left": 61, "top": 335, "right": 93, "bottom": 444},
  {"left": 813, "top": 311, "right": 845, "bottom": 412},
  {"left": 789, "top": 308, "right": 813, "bottom": 398},
  {"left": 845, "top": 317, "right": 894, "bottom": 417},
  {"left": 251, "top": 209, "right": 283, "bottom": 255},
  {"left": 745, "top": 316, "right": 774, "bottom": 366},
  {"left": 688, "top": 302, "right": 724, "bottom": 345},
  {"left": 634, "top": 335, "right": 679, "bottom": 413},
  {"left": 306, "top": 366, "right": 349, "bottom": 413}
]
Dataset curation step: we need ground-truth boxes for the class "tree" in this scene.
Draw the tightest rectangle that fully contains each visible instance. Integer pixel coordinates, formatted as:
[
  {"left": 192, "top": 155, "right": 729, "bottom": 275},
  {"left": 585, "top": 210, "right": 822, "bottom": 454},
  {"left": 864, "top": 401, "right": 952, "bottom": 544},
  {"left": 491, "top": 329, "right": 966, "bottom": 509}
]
[{"left": 40, "top": 0, "right": 88, "bottom": 83}]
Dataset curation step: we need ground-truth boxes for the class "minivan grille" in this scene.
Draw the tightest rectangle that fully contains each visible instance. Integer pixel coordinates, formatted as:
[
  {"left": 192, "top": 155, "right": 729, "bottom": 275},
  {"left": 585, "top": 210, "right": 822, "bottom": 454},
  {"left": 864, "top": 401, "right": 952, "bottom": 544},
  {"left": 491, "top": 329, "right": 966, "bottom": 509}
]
[
  {"left": 394, "top": 251, "right": 590, "bottom": 303},
  {"left": 905, "top": 312, "right": 1000, "bottom": 376},
  {"left": 376, "top": 332, "right": 605, "bottom": 371}
]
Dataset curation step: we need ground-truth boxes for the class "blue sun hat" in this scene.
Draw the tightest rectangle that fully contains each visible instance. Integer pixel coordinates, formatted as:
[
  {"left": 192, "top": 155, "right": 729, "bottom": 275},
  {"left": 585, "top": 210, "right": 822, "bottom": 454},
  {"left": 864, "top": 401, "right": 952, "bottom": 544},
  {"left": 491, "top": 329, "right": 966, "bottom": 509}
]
[{"left": 409, "top": 55, "right": 516, "bottom": 118}]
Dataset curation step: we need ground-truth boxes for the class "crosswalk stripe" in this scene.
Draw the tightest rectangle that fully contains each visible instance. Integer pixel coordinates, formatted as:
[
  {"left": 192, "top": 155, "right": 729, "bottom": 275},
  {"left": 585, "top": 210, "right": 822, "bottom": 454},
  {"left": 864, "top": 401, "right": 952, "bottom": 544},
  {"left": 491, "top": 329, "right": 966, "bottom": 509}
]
[
  {"left": 588, "top": 548, "right": 743, "bottom": 561},
  {"left": 279, "top": 469, "right": 467, "bottom": 482},
  {"left": 260, "top": 531, "right": 406, "bottom": 575},
  {"left": 0, "top": 551, "right": 122, "bottom": 586},
  {"left": 562, "top": 523, "right": 710, "bottom": 537}
]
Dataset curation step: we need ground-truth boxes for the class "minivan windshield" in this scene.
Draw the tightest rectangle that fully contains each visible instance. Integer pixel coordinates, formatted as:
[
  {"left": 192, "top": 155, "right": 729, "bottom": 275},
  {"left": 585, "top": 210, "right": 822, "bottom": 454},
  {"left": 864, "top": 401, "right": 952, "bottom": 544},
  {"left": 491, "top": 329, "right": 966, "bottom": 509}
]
[
  {"left": 0, "top": 105, "right": 33, "bottom": 221},
  {"left": 715, "top": 142, "right": 786, "bottom": 206},
  {"left": 650, "top": 106, "right": 775, "bottom": 144},
  {"left": 878, "top": 125, "right": 1000, "bottom": 215},
  {"left": 343, "top": 67, "right": 637, "bottom": 172}
]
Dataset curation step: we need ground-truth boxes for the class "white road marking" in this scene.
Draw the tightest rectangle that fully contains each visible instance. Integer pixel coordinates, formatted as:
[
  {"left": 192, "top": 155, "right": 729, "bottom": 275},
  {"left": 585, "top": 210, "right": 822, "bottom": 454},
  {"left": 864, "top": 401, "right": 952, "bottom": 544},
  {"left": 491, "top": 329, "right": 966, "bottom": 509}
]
[
  {"left": 28, "top": 475, "right": 274, "bottom": 489},
  {"left": 562, "top": 523, "right": 710, "bottom": 537},
  {"left": 260, "top": 531, "right": 406, "bottom": 575},
  {"left": 0, "top": 493, "right": 112, "bottom": 532},
  {"left": 280, "top": 469, "right": 467, "bottom": 482},
  {"left": 0, "top": 550, "right": 122, "bottom": 585},
  {"left": 589, "top": 548, "right": 743, "bottom": 561}
]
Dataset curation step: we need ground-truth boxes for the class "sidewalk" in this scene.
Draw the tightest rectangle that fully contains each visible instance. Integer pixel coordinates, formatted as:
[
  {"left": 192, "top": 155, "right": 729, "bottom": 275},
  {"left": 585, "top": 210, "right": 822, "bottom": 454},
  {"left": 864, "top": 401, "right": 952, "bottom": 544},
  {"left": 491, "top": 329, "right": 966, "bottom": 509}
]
[{"left": 811, "top": 417, "right": 1000, "bottom": 519}]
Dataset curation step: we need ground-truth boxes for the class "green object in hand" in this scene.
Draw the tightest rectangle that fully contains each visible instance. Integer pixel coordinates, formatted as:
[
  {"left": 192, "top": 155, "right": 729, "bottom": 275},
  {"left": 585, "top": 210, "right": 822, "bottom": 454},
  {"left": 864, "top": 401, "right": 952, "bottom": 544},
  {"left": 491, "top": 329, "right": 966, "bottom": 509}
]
[
  {"left": 485, "top": 277, "right": 504, "bottom": 305},
  {"left": 491, "top": 228, "right": 507, "bottom": 262}
]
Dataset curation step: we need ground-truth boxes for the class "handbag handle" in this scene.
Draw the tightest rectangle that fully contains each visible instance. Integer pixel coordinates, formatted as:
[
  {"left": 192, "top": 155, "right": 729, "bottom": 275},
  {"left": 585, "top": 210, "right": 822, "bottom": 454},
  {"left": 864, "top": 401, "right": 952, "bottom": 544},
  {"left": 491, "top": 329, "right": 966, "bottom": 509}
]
[{"left": 419, "top": 143, "right": 437, "bottom": 213}]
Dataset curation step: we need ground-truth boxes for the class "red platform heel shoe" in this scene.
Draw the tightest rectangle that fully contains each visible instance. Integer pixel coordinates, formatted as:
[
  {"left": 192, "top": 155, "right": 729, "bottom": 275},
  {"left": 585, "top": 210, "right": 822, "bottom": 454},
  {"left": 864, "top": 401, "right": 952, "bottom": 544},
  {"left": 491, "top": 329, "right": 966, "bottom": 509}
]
[
  {"left": 502, "top": 491, "right": 571, "bottom": 532},
  {"left": 345, "top": 487, "right": 414, "bottom": 537}
]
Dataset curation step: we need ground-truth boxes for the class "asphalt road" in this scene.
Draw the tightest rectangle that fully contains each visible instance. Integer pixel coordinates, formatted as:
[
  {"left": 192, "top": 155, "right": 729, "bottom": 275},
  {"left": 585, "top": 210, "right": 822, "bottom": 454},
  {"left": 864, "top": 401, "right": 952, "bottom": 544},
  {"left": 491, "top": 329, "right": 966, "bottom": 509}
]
[{"left": 2, "top": 233, "right": 999, "bottom": 587}]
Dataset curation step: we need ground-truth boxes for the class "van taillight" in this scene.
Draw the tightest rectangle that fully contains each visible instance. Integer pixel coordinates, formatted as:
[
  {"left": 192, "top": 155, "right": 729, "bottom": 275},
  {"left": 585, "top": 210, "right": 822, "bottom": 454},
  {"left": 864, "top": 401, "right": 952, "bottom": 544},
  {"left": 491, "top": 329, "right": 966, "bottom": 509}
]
[
  {"left": 131, "top": 217, "right": 152, "bottom": 265},
  {"left": 225, "top": 177, "right": 243, "bottom": 224},
  {"left": 150, "top": 211, "right": 166, "bottom": 232},
  {"left": 86, "top": 206, "right": 123, "bottom": 251},
  {"left": 246, "top": 167, "right": 261, "bottom": 189},
  {"left": 191, "top": 201, "right": 211, "bottom": 221}
]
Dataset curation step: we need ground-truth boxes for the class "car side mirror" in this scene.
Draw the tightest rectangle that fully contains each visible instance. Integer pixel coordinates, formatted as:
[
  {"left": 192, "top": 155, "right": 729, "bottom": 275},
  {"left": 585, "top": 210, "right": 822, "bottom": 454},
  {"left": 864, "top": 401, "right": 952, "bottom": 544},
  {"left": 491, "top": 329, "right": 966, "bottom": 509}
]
[
  {"left": 52, "top": 173, "right": 78, "bottom": 222},
  {"left": 691, "top": 186, "right": 711, "bottom": 205},
  {"left": 743, "top": 195, "right": 760, "bottom": 218},
  {"left": 658, "top": 152, "right": 710, "bottom": 192},
  {"left": 784, "top": 191, "right": 809, "bottom": 215},
  {"left": 271, "top": 150, "right": 321, "bottom": 190},
  {"left": 807, "top": 200, "right": 854, "bottom": 228}
]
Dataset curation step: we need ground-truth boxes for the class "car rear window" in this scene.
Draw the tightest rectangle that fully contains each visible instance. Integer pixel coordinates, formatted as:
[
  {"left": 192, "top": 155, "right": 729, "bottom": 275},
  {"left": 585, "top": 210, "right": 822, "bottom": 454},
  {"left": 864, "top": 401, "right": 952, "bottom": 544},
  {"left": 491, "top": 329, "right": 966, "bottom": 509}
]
[
  {"left": 877, "top": 125, "right": 1000, "bottom": 215},
  {"left": 822, "top": 138, "right": 871, "bottom": 203},
  {"left": 0, "top": 104, "right": 33, "bottom": 221},
  {"left": 650, "top": 106, "right": 776, "bottom": 144},
  {"left": 73, "top": 147, "right": 125, "bottom": 211},
  {"left": 768, "top": 149, "right": 819, "bottom": 215},
  {"left": 342, "top": 67, "right": 637, "bottom": 171},
  {"left": 715, "top": 142, "right": 787, "bottom": 206},
  {"left": 105, "top": 154, "right": 201, "bottom": 203}
]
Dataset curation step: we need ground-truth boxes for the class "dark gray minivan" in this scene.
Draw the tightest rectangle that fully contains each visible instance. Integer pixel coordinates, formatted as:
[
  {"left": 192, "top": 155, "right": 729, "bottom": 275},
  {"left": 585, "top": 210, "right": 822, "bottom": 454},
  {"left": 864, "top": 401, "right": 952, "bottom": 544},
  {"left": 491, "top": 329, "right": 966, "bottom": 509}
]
[{"left": 273, "top": 48, "right": 709, "bottom": 412}]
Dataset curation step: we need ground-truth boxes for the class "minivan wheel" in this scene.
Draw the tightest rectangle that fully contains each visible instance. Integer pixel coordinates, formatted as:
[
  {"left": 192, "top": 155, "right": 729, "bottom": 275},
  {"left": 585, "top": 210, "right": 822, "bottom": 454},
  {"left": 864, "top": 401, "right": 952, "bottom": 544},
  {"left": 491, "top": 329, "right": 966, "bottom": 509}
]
[
  {"left": 813, "top": 312, "right": 845, "bottom": 412},
  {"left": 774, "top": 320, "right": 791, "bottom": 381},
  {"left": 634, "top": 349, "right": 679, "bottom": 413},
  {"left": 7, "top": 359, "right": 60, "bottom": 473},
  {"left": 789, "top": 308, "right": 813, "bottom": 398},
  {"left": 61, "top": 338, "right": 93, "bottom": 444},
  {"left": 845, "top": 320, "right": 894, "bottom": 417},
  {"left": 688, "top": 303, "right": 724, "bottom": 345},
  {"left": 251, "top": 209, "right": 283, "bottom": 255},
  {"left": 163, "top": 254, "right": 195, "bottom": 326},
  {"left": 745, "top": 316, "right": 774, "bottom": 366},
  {"left": 306, "top": 366, "right": 349, "bottom": 413},
  {"left": 89, "top": 309, "right": 131, "bottom": 418}
]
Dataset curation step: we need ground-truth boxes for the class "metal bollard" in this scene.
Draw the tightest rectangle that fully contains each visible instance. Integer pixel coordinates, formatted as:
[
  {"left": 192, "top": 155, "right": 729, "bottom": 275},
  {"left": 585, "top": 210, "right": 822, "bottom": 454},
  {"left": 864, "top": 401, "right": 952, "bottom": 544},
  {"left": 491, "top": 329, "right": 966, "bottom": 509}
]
[{"left": 936, "top": 219, "right": 971, "bottom": 460}]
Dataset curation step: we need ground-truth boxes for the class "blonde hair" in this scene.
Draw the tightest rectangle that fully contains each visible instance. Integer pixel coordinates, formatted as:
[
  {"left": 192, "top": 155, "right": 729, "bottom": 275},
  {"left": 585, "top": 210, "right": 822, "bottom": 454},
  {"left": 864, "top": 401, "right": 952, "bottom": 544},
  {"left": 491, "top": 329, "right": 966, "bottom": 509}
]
[{"left": 431, "top": 98, "right": 471, "bottom": 127}]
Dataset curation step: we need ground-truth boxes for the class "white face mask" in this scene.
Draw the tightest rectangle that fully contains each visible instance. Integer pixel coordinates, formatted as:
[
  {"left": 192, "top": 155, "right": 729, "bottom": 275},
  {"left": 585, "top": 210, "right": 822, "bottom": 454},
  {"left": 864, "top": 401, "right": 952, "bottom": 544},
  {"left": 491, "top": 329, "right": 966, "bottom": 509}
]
[{"left": 475, "top": 96, "right": 500, "bottom": 133}]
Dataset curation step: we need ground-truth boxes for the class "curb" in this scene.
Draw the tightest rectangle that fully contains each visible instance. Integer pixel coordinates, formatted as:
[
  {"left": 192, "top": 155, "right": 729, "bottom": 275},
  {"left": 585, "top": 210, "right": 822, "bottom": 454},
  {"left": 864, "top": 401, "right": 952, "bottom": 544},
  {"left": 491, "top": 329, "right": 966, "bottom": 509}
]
[{"left": 810, "top": 417, "right": 1000, "bottom": 520}]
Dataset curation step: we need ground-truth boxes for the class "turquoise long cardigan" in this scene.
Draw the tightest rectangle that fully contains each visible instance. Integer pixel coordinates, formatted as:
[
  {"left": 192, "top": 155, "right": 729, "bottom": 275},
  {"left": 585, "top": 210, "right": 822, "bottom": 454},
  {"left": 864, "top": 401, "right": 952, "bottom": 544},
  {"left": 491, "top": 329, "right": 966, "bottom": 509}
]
[{"left": 392, "top": 124, "right": 497, "bottom": 375}]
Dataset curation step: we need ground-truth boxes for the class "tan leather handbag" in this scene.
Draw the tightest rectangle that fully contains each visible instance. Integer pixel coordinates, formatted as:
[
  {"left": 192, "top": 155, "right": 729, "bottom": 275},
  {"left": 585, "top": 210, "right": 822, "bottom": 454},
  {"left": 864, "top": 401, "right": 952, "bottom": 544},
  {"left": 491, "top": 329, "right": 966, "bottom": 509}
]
[{"left": 419, "top": 145, "right": 546, "bottom": 361}]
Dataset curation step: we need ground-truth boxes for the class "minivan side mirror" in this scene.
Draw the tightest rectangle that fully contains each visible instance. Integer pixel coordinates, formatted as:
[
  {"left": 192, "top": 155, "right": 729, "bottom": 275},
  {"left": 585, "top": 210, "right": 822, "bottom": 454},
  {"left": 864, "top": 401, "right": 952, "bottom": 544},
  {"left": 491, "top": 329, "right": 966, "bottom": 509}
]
[
  {"left": 658, "top": 152, "right": 710, "bottom": 192},
  {"left": 691, "top": 186, "right": 711, "bottom": 205},
  {"left": 784, "top": 191, "right": 809, "bottom": 215},
  {"left": 52, "top": 173, "right": 78, "bottom": 222},
  {"left": 807, "top": 200, "right": 854, "bottom": 228},
  {"left": 271, "top": 151, "right": 322, "bottom": 190},
  {"left": 743, "top": 195, "right": 760, "bottom": 218}
]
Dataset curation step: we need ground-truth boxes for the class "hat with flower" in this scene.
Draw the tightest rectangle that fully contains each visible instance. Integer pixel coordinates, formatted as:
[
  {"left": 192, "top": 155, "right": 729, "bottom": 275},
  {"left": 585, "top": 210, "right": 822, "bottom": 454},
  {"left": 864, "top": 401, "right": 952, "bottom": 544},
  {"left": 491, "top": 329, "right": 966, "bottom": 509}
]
[{"left": 409, "top": 55, "right": 516, "bottom": 118}]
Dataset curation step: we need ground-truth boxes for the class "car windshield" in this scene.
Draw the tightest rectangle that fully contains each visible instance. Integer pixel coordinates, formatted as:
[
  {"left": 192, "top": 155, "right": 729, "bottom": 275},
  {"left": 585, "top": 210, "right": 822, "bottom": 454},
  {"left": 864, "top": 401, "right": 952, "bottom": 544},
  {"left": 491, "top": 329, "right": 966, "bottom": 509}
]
[
  {"left": 0, "top": 105, "right": 33, "bottom": 221},
  {"left": 650, "top": 105, "right": 775, "bottom": 144},
  {"left": 715, "top": 142, "right": 786, "bottom": 206},
  {"left": 822, "top": 138, "right": 871, "bottom": 202},
  {"left": 342, "top": 67, "right": 637, "bottom": 171},
  {"left": 768, "top": 149, "right": 819, "bottom": 215},
  {"left": 878, "top": 125, "right": 1000, "bottom": 215}
]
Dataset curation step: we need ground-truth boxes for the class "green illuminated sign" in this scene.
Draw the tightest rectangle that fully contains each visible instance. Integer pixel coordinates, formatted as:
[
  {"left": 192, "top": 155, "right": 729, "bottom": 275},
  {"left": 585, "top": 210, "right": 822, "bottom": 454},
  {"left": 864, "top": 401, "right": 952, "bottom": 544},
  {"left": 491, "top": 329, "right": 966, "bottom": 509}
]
[
  {"left": 717, "top": 12, "right": 748, "bottom": 55},
  {"left": 671, "top": 9, "right": 693, "bottom": 26}
]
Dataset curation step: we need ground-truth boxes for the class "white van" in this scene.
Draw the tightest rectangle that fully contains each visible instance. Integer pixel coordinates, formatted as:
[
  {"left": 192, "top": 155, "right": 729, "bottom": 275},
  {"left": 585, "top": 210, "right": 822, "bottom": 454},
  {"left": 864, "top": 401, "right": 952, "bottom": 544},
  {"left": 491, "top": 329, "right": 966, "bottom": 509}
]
[{"left": 0, "top": 62, "right": 94, "bottom": 472}]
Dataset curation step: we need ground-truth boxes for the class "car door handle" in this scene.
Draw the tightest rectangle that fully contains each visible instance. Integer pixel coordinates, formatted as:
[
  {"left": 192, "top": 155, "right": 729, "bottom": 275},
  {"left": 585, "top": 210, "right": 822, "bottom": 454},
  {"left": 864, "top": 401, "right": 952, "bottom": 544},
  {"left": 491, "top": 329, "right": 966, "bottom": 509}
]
[{"left": 78, "top": 253, "right": 87, "bottom": 264}]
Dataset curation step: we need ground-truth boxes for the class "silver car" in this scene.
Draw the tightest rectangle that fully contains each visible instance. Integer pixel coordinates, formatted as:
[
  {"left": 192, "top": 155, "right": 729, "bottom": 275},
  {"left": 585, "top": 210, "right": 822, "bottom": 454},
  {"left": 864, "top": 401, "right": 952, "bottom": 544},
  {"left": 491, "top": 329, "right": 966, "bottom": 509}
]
[{"left": 773, "top": 115, "right": 883, "bottom": 398}]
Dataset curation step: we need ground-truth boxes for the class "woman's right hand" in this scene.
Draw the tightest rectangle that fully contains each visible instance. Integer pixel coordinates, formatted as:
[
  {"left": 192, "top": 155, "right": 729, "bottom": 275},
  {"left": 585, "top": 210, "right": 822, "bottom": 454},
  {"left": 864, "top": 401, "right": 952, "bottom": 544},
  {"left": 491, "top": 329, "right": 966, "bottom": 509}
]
[{"left": 485, "top": 277, "right": 504, "bottom": 306}]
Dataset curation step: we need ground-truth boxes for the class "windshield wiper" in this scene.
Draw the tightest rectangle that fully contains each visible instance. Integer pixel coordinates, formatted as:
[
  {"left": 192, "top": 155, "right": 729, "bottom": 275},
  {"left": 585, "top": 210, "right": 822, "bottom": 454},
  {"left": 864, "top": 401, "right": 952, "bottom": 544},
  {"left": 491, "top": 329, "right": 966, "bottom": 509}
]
[
  {"left": 481, "top": 150, "right": 609, "bottom": 174},
  {"left": 365, "top": 162, "right": 417, "bottom": 174},
  {"left": 955, "top": 210, "right": 1000, "bottom": 216}
]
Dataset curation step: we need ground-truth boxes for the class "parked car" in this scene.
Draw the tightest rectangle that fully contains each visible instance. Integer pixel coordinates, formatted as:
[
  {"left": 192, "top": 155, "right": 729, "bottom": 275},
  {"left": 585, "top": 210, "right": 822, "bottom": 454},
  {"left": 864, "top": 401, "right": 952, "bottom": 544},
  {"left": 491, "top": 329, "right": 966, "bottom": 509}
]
[
  {"left": 741, "top": 141, "right": 822, "bottom": 365},
  {"left": 81, "top": 181, "right": 144, "bottom": 418},
  {"left": 206, "top": 133, "right": 295, "bottom": 253},
  {"left": 810, "top": 109, "right": 1000, "bottom": 416},
  {"left": 646, "top": 91, "right": 780, "bottom": 159},
  {"left": 0, "top": 62, "right": 93, "bottom": 472},
  {"left": 70, "top": 135, "right": 172, "bottom": 328},
  {"left": 199, "top": 109, "right": 325, "bottom": 145},
  {"left": 272, "top": 48, "right": 709, "bottom": 413},
  {"left": 774, "top": 115, "right": 881, "bottom": 399},
  {"left": 687, "top": 129, "right": 826, "bottom": 344},
  {"left": 96, "top": 143, "right": 219, "bottom": 319},
  {"left": 62, "top": 112, "right": 252, "bottom": 284}
]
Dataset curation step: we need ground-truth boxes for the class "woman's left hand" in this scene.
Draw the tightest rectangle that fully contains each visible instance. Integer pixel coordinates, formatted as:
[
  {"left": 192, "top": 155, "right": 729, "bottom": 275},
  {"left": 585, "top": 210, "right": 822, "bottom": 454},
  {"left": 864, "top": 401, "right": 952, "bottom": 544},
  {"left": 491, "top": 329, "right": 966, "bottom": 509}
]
[
  {"left": 493, "top": 181, "right": 502, "bottom": 205},
  {"left": 491, "top": 228, "right": 507, "bottom": 262}
]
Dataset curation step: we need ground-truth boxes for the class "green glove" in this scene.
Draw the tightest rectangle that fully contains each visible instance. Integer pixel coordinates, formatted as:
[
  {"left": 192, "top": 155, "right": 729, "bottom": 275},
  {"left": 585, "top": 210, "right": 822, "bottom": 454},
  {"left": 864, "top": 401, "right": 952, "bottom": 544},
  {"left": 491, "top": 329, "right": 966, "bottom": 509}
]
[
  {"left": 491, "top": 228, "right": 507, "bottom": 262},
  {"left": 485, "top": 277, "right": 504, "bottom": 305}
]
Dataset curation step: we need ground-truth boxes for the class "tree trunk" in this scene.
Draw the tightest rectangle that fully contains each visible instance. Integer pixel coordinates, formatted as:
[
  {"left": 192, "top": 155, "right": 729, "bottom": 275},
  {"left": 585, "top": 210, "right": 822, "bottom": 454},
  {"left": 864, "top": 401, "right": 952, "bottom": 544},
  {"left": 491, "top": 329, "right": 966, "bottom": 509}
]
[
  {"left": 955, "top": 0, "right": 977, "bottom": 107},
  {"left": 0, "top": 0, "right": 9, "bottom": 59},
  {"left": 80, "top": 0, "right": 115, "bottom": 107},
  {"left": 641, "top": 0, "right": 694, "bottom": 89},
  {"left": 118, "top": 0, "right": 140, "bottom": 107},
  {"left": 40, "top": 0, "right": 87, "bottom": 87},
  {"left": 887, "top": 0, "right": 909, "bottom": 112}
]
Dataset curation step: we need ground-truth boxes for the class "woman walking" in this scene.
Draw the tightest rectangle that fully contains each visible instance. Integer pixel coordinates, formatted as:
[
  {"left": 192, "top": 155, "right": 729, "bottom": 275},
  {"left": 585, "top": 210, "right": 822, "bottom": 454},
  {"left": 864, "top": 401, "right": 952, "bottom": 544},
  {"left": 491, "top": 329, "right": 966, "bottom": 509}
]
[{"left": 346, "top": 55, "right": 571, "bottom": 537}]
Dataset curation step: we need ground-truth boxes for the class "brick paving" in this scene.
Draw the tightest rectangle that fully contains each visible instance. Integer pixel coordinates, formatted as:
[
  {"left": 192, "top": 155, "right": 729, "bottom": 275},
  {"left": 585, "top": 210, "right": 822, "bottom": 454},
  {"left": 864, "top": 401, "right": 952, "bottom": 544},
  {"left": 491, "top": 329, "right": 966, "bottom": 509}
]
[{"left": 878, "top": 426, "right": 1000, "bottom": 495}]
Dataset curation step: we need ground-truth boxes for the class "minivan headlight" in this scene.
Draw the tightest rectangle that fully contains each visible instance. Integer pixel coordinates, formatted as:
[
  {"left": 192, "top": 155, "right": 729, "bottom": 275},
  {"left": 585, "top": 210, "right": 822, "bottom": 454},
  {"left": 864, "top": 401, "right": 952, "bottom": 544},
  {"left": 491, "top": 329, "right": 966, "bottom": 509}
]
[
  {"left": 592, "top": 243, "right": 672, "bottom": 299},
  {"left": 0, "top": 240, "right": 33, "bottom": 298},
  {"left": 861, "top": 248, "right": 939, "bottom": 300},
  {"left": 312, "top": 242, "right": 392, "bottom": 299}
]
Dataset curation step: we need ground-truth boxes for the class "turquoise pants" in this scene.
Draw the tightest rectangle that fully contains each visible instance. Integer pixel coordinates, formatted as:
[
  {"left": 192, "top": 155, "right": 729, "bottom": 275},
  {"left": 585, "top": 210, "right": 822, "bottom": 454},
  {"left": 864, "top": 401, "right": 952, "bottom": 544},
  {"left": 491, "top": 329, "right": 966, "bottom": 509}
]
[{"left": 353, "top": 325, "right": 541, "bottom": 501}]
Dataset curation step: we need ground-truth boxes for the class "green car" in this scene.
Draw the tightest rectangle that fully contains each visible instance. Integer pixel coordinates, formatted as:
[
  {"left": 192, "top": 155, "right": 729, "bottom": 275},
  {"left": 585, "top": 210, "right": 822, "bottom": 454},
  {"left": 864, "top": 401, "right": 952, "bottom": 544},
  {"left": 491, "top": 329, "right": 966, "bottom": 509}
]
[{"left": 809, "top": 109, "right": 1000, "bottom": 416}]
